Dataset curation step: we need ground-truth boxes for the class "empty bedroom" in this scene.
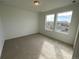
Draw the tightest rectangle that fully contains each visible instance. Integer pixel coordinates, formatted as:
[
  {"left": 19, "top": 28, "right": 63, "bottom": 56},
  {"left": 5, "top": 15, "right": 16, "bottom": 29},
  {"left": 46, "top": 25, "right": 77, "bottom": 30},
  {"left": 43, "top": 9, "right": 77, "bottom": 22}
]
[{"left": 0, "top": 0, "right": 79, "bottom": 59}]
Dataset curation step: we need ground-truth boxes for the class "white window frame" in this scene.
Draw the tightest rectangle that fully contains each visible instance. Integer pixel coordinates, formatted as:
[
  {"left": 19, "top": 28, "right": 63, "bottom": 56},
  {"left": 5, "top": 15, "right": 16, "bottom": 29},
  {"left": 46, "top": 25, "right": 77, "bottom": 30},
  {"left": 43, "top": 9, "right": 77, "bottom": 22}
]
[
  {"left": 55, "top": 11, "right": 73, "bottom": 34},
  {"left": 45, "top": 14, "right": 55, "bottom": 31},
  {"left": 45, "top": 10, "right": 73, "bottom": 34}
]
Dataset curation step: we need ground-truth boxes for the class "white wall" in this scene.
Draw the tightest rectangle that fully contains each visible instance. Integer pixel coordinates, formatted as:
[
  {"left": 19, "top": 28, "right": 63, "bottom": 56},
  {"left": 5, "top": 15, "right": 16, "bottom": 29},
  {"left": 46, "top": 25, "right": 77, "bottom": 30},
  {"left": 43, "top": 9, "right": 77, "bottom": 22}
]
[
  {"left": 73, "top": 32, "right": 79, "bottom": 59},
  {"left": 0, "top": 18, "right": 4, "bottom": 57},
  {"left": 39, "top": 4, "right": 79, "bottom": 45},
  {"left": 0, "top": 6, "right": 5, "bottom": 57},
  {"left": 1, "top": 5, "right": 39, "bottom": 39},
  {"left": 72, "top": 5, "right": 79, "bottom": 59}
]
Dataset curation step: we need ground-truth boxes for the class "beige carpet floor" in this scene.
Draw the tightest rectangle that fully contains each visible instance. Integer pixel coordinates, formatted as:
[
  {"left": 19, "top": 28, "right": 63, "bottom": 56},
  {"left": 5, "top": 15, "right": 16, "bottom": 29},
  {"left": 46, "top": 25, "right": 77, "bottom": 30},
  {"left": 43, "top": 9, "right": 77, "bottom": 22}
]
[{"left": 1, "top": 34, "right": 73, "bottom": 59}]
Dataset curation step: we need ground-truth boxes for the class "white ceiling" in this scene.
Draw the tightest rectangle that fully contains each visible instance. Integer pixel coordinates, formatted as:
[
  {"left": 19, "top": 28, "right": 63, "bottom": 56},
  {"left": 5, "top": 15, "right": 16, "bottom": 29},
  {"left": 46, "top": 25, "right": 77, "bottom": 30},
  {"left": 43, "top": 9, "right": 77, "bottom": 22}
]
[{"left": 0, "top": 0, "right": 79, "bottom": 12}]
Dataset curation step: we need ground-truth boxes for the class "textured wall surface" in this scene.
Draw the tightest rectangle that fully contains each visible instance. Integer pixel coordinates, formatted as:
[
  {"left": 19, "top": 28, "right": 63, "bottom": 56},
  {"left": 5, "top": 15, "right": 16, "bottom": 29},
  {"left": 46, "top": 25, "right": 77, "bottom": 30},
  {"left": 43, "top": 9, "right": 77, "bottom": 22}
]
[
  {"left": 0, "top": 7, "right": 5, "bottom": 57},
  {"left": 1, "top": 6, "right": 39, "bottom": 39}
]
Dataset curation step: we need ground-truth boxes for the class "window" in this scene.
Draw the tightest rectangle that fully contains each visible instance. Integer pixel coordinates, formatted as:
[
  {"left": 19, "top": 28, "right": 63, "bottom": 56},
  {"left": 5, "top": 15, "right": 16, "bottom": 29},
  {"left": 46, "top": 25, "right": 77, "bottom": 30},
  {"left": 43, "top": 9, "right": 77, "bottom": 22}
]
[
  {"left": 45, "top": 14, "right": 55, "bottom": 31},
  {"left": 55, "top": 11, "right": 73, "bottom": 34}
]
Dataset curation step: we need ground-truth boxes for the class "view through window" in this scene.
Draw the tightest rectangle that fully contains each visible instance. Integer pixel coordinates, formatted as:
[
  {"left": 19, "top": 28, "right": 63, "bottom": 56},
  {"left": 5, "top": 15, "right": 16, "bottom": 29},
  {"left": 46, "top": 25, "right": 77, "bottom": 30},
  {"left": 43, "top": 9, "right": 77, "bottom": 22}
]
[
  {"left": 55, "top": 11, "right": 73, "bottom": 33},
  {"left": 45, "top": 11, "right": 73, "bottom": 34},
  {"left": 45, "top": 14, "right": 55, "bottom": 31}
]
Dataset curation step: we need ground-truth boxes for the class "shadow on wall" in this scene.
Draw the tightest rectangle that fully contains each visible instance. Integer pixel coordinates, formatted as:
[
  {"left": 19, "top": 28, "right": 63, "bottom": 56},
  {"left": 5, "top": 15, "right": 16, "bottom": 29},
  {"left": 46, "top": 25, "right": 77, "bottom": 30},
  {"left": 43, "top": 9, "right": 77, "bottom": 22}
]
[{"left": 1, "top": 34, "right": 73, "bottom": 59}]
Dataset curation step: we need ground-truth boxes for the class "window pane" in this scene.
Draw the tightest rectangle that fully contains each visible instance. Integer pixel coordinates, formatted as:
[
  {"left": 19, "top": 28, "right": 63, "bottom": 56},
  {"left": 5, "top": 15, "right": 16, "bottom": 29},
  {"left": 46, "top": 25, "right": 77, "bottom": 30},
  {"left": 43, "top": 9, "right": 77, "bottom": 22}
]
[
  {"left": 55, "top": 11, "right": 73, "bottom": 33},
  {"left": 45, "top": 14, "right": 55, "bottom": 31}
]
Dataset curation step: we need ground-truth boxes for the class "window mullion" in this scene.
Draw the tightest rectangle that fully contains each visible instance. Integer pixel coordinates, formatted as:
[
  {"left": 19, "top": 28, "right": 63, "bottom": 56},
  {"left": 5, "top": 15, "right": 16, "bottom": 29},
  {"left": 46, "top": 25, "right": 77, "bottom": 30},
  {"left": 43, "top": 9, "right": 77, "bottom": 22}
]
[{"left": 53, "top": 14, "right": 57, "bottom": 31}]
